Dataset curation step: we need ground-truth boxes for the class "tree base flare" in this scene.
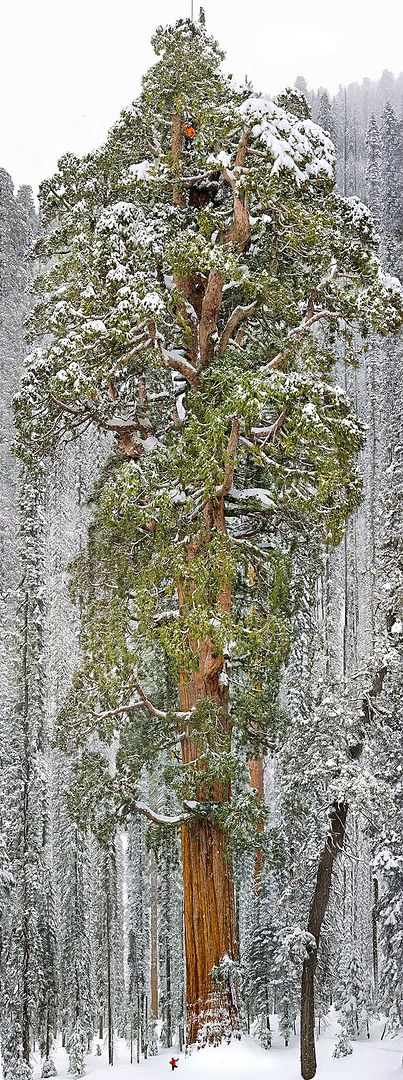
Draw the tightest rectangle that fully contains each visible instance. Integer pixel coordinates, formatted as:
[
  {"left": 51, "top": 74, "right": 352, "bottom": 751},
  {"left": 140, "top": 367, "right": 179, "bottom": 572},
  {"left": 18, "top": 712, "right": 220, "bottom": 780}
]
[{"left": 187, "top": 988, "right": 243, "bottom": 1048}]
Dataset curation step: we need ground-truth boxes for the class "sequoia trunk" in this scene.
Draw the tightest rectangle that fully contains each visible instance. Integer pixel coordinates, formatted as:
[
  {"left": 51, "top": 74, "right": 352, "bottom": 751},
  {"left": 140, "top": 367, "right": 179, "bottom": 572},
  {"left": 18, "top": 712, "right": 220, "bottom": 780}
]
[
  {"left": 181, "top": 815, "right": 239, "bottom": 1045},
  {"left": 175, "top": 438, "right": 241, "bottom": 1042},
  {"left": 248, "top": 757, "right": 265, "bottom": 885},
  {"left": 179, "top": 629, "right": 241, "bottom": 1045}
]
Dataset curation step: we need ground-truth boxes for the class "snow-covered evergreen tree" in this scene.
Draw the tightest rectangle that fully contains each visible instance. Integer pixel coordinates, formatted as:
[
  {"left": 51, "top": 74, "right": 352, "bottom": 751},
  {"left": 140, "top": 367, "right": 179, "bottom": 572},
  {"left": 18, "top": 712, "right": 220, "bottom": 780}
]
[
  {"left": 365, "top": 115, "right": 382, "bottom": 226},
  {"left": 316, "top": 91, "right": 336, "bottom": 142},
  {"left": 14, "top": 16, "right": 403, "bottom": 1051},
  {"left": 380, "top": 102, "right": 403, "bottom": 272},
  {"left": 126, "top": 816, "right": 150, "bottom": 1061}
]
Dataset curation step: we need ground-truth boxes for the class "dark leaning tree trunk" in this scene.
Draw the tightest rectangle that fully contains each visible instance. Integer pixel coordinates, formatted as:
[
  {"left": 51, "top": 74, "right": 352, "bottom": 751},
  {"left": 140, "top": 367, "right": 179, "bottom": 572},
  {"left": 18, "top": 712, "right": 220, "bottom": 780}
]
[
  {"left": 300, "top": 802, "right": 348, "bottom": 1080},
  {"left": 300, "top": 668, "right": 387, "bottom": 1078}
]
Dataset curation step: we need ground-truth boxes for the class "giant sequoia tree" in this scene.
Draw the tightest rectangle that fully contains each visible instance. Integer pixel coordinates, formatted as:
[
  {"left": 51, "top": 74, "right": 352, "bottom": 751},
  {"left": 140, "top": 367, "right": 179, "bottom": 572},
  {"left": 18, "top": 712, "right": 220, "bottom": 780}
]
[{"left": 15, "top": 17, "right": 403, "bottom": 1047}]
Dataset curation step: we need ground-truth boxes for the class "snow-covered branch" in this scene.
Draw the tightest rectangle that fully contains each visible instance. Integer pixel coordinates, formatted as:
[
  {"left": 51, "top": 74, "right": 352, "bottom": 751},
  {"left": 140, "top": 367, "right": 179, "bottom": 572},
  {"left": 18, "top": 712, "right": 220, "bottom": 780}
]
[
  {"left": 250, "top": 410, "right": 288, "bottom": 442},
  {"left": 198, "top": 268, "right": 225, "bottom": 368},
  {"left": 132, "top": 801, "right": 184, "bottom": 826},
  {"left": 158, "top": 343, "right": 198, "bottom": 387},
  {"left": 92, "top": 681, "right": 191, "bottom": 726},
  {"left": 216, "top": 417, "right": 241, "bottom": 498},
  {"left": 266, "top": 309, "right": 343, "bottom": 372},
  {"left": 133, "top": 680, "right": 191, "bottom": 723},
  {"left": 93, "top": 701, "right": 147, "bottom": 722},
  {"left": 218, "top": 300, "right": 261, "bottom": 355}
]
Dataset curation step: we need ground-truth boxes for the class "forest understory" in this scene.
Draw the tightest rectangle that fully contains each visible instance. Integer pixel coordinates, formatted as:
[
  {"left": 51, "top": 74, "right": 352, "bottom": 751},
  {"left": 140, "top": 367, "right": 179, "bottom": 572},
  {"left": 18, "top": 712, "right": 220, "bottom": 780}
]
[{"left": 24, "top": 1021, "right": 403, "bottom": 1080}]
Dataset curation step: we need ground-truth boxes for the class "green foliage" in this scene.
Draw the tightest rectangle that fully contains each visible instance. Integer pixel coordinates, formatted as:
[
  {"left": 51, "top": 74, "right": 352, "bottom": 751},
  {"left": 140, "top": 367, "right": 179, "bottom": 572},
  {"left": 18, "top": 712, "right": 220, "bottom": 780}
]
[{"left": 14, "top": 17, "right": 403, "bottom": 848}]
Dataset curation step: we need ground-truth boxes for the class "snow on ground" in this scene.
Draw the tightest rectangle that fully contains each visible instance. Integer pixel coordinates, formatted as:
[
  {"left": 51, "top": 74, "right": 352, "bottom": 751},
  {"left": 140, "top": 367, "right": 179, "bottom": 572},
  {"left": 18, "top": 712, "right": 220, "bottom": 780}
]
[{"left": 30, "top": 1022, "right": 403, "bottom": 1080}]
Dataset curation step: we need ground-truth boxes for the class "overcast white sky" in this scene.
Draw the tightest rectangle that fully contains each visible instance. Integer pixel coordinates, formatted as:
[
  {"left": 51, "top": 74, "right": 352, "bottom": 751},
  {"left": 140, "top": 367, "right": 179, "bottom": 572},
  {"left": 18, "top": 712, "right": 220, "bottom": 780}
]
[{"left": 1, "top": 0, "right": 403, "bottom": 195}]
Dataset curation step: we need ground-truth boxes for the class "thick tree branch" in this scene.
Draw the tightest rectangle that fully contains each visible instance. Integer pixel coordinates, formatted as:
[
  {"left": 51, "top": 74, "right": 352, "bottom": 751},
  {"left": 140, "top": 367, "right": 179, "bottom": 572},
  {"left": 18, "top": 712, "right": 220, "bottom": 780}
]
[
  {"left": 216, "top": 417, "right": 241, "bottom": 497},
  {"left": 174, "top": 170, "right": 218, "bottom": 189},
  {"left": 132, "top": 801, "right": 184, "bottom": 826},
  {"left": 250, "top": 409, "right": 288, "bottom": 442},
  {"left": 171, "top": 282, "right": 200, "bottom": 367},
  {"left": 133, "top": 680, "right": 191, "bottom": 723},
  {"left": 93, "top": 701, "right": 146, "bottom": 721},
  {"left": 50, "top": 394, "right": 157, "bottom": 459},
  {"left": 220, "top": 131, "right": 251, "bottom": 251},
  {"left": 50, "top": 394, "right": 82, "bottom": 418},
  {"left": 235, "top": 129, "right": 251, "bottom": 169},
  {"left": 239, "top": 435, "right": 272, "bottom": 467},
  {"left": 154, "top": 331, "right": 198, "bottom": 387},
  {"left": 92, "top": 682, "right": 191, "bottom": 726},
  {"left": 172, "top": 111, "right": 186, "bottom": 208},
  {"left": 198, "top": 269, "right": 225, "bottom": 368},
  {"left": 218, "top": 300, "right": 261, "bottom": 355},
  {"left": 131, "top": 798, "right": 213, "bottom": 828}
]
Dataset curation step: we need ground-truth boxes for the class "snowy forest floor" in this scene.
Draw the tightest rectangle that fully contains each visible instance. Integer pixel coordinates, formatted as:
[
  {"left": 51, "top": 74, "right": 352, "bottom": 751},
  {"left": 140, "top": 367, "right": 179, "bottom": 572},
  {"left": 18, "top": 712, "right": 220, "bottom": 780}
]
[{"left": 25, "top": 1021, "right": 403, "bottom": 1080}]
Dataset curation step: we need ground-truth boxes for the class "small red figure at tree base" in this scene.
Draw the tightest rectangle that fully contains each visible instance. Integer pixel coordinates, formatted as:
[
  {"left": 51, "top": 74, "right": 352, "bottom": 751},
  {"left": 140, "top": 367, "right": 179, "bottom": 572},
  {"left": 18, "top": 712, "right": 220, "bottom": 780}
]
[{"left": 169, "top": 1057, "right": 179, "bottom": 1071}]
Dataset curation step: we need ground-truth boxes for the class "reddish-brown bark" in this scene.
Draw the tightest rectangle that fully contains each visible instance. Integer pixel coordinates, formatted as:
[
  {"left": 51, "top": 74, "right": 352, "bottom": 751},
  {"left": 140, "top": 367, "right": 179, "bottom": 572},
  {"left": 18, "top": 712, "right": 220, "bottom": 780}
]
[
  {"left": 144, "top": 119, "right": 252, "bottom": 1044},
  {"left": 179, "top": 653, "right": 240, "bottom": 1044},
  {"left": 172, "top": 113, "right": 186, "bottom": 208},
  {"left": 248, "top": 757, "right": 265, "bottom": 885},
  {"left": 181, "top": 814, "right": 239, "bottom": 1045},
  {"left": 177, "top": 493, "right": 242, "bottom": 1044}
]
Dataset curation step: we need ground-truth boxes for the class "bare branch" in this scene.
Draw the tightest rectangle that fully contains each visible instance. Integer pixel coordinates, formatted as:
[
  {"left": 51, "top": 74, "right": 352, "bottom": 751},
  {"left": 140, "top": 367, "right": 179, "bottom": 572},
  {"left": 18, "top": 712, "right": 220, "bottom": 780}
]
[
  {"left": 239, "top": 434, "right": 272, "bottom": 467},
  {"left": 154, "top": 334, "right": 198, "bottom": 387},
  {"left": 50, "top": 394, "right": 82, "bottom": 418},
  {"left": 92, "top": 701, "right": 146, "bottom": 722},
  {"left": 220, "top": 131, "right": 251, "bottom": 250},
  {"left": 50, "top": 393, "right": 154, "bottom": 442},
  {"left": 176, "top": 170, "right": 218, "bottom": 189},
  {"left": 48, "top": 186, "right": 72, "bottom": 212},
  {"left": 92, "top": 682, "right": 191, "bottom": 726},
  {"left": 235, "top": 129, "right": 251, "bottom": 169}
]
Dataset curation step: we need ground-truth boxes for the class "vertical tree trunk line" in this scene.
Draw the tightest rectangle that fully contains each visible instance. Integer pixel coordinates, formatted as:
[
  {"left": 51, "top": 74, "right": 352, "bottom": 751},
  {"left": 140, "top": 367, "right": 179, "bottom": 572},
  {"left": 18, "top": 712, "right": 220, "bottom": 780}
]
[
  {"left": 300, "top": 802, "right": 348, "bottom": 1080},
  {"left": 372, "top": 875, "right": 379, "bottom": 994},
  {"left": 179, "top": 646, "right": 239, "bottom": 1045},
  {"left": 150, "top": 852, "right": 159, "bottom": 1019},
  {"left": 105, "top": 872, "right": 114, "bottom": 1065},
  {"left": 21, "top": 589, "right": 31, "bottom": 1063},
  {"left": 300, "top": 664, "right": 387, "bottom": 1078},
  {"left": 248, "top": 757, "right": 265, "bottom": 884},
  {"left": 137, "top": 116, "right": 249, "bottom": 1045},
  {"left": 172, "top": 112, "right": 185, "bottom": 209}
]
